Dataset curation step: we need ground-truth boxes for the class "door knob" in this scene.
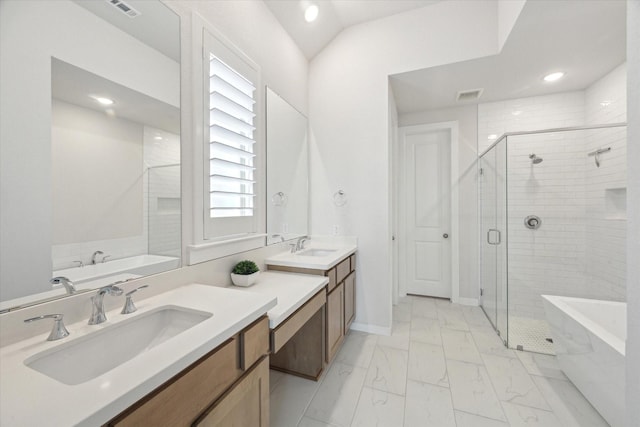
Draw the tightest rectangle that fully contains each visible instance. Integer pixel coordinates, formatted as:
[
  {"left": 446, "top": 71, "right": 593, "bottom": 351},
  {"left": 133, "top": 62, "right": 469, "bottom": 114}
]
[{"left": 443, "top": 233, "right": 449, "bottom": 239}]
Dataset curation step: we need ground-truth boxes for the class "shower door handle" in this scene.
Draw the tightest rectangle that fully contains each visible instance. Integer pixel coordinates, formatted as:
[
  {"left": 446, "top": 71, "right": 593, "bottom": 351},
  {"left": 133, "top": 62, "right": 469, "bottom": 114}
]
[{"left": 487, "top": 229, "right": 501, "bottom": 245}]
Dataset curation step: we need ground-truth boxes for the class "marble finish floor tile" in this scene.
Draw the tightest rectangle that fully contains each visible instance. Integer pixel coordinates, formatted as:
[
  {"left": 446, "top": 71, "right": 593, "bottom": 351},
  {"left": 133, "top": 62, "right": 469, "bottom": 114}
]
[
  {"left": 437, "top": 307, "right": 470, "bottom": 331},
  {"left": 270, "top": 372, "right": 322, "bottom": 427},
  {"left": 501, "top": 401, "right": 563, "bottom": 426},
  {"left": 407, "top": 341, "right": 449, "bottom": 387},
  {"left": 471, "top": 326, "right": 518, "bottom": 358},
  {"left": 335, "top": 331, "right": 378, "bottom": 368},
  {"left": 410, "top": 297, "right": 439, "bottom": 319},
  {"left": 455, "top": 410, "right": 510, "bottom": 427},
  {"left": 365, "top": 345, "right": 408, "bottom": 395},
  {"left": 350, "top": 387, "right": 405, "bottom": 427},
  {"left": 515, "top": 350, "right": 567, "bottom": 381},
  {"left": 447, "top": 359, "right": 507, "bottom": 422},
  {"left": 441, "top": 328, "right": 484, "bottom": 364},
  {"left": 298, "top": 417, "right": 340, "bottom": 427},
  {"left": 266, "top": 296, "right": 609, "bottom": 427},
  {"left": 461, "top": 304, "right": 493, "bottom": 327},
  {"left": 531, "top": 375, "right": 609, "bottom": 427},
  {"left": 404, "top": 380, "right": 455, "bottom": 427},
  {"left": 377, "top": 320, "right": 410, "bottom": 350},
  {"left": 304, "top": 362, "right": 367, "bottom": 427},
  {"left": 410, "top": 316, "right": 442, "bottom": 346},
  {"left": 482, "top": 353, "right": 551, "bottom": 411}
]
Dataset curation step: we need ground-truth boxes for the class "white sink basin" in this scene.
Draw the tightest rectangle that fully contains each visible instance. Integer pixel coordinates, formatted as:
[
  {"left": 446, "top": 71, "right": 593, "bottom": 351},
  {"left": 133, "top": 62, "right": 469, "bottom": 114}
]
[
  {"left": 297, "top": 248, "right": 337, "bottom": 257},
  {"left": 25, "top": 306, "right": 212, "bottom": 385}
]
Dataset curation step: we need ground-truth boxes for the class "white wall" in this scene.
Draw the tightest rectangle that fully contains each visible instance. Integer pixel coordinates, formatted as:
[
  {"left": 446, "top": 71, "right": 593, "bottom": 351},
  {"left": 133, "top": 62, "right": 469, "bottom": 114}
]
[
  {"left": 52, "top": 100, "right": 144, "bottom": 246},
  {"left": 309, "top": 1, "right": 500, "bottom": 332},
  {"left": 0, "top": 0, "right": 179, "bottom": 301},
  {"left": 626, "top": 0, "right": 640, "bottom": 423},
  {"left": 399, "top": 105, "right": 479, "bottom": 301}
]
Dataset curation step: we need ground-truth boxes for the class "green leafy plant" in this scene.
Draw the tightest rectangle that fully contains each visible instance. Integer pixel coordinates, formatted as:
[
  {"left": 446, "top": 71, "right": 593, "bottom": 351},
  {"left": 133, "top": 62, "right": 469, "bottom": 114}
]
[{"left": 232, "top": 260, "right": 259, "bottom": 275}]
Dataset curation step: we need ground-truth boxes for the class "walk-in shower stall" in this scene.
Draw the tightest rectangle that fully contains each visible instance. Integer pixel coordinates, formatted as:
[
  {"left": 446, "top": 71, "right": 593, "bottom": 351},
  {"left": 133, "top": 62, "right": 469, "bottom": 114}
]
[{"left": 479, "top": 123, "right": 627, "bottom": 354}]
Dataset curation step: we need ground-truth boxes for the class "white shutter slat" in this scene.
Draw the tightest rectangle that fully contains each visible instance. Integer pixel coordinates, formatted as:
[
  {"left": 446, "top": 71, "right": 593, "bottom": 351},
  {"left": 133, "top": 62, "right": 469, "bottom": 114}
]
[{"left": 208, "top": 53, "right": 256, "bottom": 221}]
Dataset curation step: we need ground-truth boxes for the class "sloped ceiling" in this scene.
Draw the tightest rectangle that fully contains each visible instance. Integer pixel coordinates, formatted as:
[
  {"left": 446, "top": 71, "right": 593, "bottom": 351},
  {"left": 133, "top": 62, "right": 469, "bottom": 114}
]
[{"left": 263, "top": 0, "right": 441, "bottom": 59}]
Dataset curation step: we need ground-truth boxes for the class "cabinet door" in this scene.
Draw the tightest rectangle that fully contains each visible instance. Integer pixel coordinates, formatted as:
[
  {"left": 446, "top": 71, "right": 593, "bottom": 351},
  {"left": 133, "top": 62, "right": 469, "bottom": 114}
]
[
  {"left": 194, "top": 356, "right": 269, "bottom": 427},
  {"left": 326, "top": 282, "right": 344, "bottom": 363},
  {"left": 344, "top": 272, "right": 355, "bottom": 333}
]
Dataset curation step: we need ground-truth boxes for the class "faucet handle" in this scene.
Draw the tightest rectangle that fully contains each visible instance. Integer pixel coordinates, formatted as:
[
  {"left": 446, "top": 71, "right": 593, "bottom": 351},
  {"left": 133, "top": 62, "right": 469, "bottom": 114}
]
[
  {"left": 73, "top": 260, "right": 84, "bottom": 268},
  {"left": 101, "top": 255, "right": 111, "bottom": 263},
  {"left": 121, "top": 285, "right": 149, "bottom": 314},
  {"left": 24, "top": 314, "right": 70, "bottom": 341}
]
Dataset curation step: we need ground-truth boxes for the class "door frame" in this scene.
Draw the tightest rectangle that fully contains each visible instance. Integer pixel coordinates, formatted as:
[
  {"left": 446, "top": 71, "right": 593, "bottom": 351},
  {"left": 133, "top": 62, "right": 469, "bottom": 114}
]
[{"left": 396, "top": 121, "right": 460, "bottom": 303}]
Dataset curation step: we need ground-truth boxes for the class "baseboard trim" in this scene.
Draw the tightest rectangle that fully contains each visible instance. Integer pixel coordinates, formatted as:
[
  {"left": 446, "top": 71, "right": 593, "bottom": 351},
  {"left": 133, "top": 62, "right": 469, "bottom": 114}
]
[
  {"left": 458, "top": 297, "right": 479, "bottom": 306},
  {"left": 349, "top": 322, "right": 392, "bottom": 336}
]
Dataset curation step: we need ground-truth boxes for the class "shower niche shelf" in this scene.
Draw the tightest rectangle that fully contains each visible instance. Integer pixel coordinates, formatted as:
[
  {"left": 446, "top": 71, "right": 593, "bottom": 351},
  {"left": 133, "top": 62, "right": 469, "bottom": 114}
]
[{"left": 605, "top": 187, "right": 626, "bottom": 220}]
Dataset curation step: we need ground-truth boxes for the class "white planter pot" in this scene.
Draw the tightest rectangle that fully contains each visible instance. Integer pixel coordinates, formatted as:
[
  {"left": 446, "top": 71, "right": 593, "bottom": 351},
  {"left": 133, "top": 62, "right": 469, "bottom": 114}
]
[{"left": 231, "top": 271, "right": 260, "bottom": 287}]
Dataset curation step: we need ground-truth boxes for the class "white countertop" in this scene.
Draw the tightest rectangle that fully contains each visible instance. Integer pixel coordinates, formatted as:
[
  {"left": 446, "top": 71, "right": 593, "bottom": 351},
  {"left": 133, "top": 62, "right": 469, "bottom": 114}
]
[
  {"left": 230, "top": 271, "right": 329, "bottom": 328},
  {"left": 264, "top": 241, "right": 357, "bottom": 270},
  {"left": 0, "top": 284, "right": 276, "bottom": 427}
]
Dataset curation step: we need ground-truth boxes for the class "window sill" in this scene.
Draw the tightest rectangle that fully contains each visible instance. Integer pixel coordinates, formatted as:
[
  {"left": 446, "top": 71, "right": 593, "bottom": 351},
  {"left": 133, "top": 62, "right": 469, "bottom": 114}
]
[{"left": 187, "top": 234, "right": 266, "bottom": 265}]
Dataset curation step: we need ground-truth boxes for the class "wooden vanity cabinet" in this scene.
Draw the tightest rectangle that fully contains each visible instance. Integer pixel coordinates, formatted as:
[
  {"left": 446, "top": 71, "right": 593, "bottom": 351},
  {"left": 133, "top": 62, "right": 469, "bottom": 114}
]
[
  {"left": 268, "top": 252, "right": 356, "bottom": 364},
  {"left": 107, "top": 316, "right": 270, "bottom": 427}
]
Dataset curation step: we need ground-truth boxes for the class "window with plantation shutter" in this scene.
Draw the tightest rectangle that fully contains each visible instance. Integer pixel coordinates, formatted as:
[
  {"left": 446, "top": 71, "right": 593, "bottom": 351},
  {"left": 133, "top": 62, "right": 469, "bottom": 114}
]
[{"left": 203, "top": 31, "right": 261, "bottom": 241}]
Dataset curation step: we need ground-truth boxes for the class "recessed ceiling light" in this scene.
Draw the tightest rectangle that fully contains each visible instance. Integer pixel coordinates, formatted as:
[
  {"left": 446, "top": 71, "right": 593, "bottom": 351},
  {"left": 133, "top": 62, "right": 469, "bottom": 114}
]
[
  {"left": 488, "top": 134, "right": 498, "bottom": 140},
  {"left": 91, "top": 96, "right": 114, "bottom": 105},
  {"left": 512, "top": 110, "right": 523, "bottom": 116},
  {"left": 543, "top": 72, "right": 565, "bottom": 82},
  {"left": 154, "top": 136, "right": 163, "bottom": 140},
  {"left": 305, "top": 4, "right": 319, "bottom": 22},
  {"left": 600, "top": 100, "right": 612, "bottom": 107}
]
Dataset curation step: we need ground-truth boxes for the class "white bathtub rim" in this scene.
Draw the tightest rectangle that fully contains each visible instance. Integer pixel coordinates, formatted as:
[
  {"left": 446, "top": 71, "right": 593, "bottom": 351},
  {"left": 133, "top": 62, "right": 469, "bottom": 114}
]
[{"left": 541, "top": 294, "right": 626, "bottom": 356}]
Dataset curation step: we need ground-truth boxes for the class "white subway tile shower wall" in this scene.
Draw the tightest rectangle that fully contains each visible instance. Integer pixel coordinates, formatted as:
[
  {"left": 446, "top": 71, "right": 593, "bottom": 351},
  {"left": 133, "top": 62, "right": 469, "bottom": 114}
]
[
  {"left": 584, "top": 63, "right": 627, "bottom": 302},
  {"left": 478, "top": 63, "right": 627, "bottom": 320}
]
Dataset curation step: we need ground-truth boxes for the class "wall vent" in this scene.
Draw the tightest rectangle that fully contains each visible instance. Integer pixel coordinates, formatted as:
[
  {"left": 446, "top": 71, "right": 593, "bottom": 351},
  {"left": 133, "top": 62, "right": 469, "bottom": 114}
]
[
  {"left": 456, "top": 88, "right": 484, "bottom": 102},
  {"left": 105, "top": 0, "right": 141, "bottom": 18}
]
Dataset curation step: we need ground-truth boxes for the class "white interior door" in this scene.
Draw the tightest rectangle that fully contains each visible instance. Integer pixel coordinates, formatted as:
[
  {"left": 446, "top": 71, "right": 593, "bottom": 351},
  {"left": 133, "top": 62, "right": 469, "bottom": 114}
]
[{"left": 402, "top": 128, "right": 451, "bottom": 298}]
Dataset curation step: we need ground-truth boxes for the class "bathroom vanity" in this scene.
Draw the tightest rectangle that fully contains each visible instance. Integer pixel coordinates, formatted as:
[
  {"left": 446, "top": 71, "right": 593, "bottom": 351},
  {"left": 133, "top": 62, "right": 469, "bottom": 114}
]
[
  {"left": 109, "top": 316, "right": 270, "bottom": 426},
  {"left": 0, "top": 285, "right": 276, "bottom": 427},
  {"left": 265, "top": 242, "right": 357, "bottom": 364}
]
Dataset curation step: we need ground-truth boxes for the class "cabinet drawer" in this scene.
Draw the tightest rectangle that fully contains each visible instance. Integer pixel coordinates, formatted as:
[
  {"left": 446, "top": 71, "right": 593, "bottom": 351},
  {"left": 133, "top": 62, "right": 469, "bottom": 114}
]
[
  {"left": 240, "top": 316, "right": 269, "bottom": 370},
  {"left": 110, "top": 338, "right": 241, "bottom": 427},
  {"left": 336, "top": 258, "right": 350, "bottom": 284},
  {"left": 271, "top": 290, "right": 326, "bottom": 353}
]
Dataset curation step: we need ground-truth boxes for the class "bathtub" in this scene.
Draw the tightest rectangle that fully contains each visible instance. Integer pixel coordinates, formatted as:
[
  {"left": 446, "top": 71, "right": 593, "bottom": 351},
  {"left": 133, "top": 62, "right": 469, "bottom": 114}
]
[
  {"left": 53, "top": 254, "right": 180, "bottom": 285},
  {"left": 542, "top": 295, "right": 626, "bottom": 427}
]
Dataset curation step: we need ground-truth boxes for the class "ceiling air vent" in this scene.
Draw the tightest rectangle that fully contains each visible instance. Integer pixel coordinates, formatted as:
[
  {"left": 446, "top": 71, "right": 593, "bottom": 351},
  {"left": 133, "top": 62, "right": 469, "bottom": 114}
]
[
  {"left": 456, "top": 88, "right": 484, "bottom": 102},
  {"left": 106, "top": 0, "right": 141, "bottom": 18}
]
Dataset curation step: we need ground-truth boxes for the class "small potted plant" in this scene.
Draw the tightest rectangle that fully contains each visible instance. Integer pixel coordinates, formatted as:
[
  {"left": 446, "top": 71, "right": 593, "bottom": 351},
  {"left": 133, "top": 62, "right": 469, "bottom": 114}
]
[{"left": 231, "top": 260, "right": 260, "bottom": 287}]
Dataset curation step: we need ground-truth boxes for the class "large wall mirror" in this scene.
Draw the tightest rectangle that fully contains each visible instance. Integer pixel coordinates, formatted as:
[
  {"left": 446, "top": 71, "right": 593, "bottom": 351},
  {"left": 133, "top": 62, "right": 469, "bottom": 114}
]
[
  {"left": 0, "top": 0, "right": 181, "bottom": 310},
  {"left": 265, "top": 88, "right": 309, "bottom": 244}
]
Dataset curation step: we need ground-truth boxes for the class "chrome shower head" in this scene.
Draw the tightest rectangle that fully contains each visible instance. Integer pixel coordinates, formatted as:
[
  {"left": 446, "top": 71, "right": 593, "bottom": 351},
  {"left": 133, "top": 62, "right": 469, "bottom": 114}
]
[{"left": 529, "top": 153, "right": 543, "bottom": 164}]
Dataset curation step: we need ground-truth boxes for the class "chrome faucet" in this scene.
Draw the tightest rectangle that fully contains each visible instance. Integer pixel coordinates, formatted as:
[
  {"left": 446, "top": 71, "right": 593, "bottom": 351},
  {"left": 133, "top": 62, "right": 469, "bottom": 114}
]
[
  {"left": 295, "top": 236, "right": 310, "bottom": 252},
  {"left": 50, "top": 276, "right": 76, "bottom": 294},
  {"left": 88, "top": 282, "right": 124, "bottom": 325},
  {"left": 24, "top": 314, "right": 70, "bottom": 341},
  {"left": 121, "top": 285, "right": 149, "bottom": 314},
  {"left": 91, "top": 251, "right": 104, "bottom": 265}
]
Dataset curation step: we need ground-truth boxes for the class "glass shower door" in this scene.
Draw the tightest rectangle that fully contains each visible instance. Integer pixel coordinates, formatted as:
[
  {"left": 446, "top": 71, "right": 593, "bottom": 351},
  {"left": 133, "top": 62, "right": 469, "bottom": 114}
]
[
  {"left": 480, "top": 148, "right": 498, "bottom": 328},
  {"left": 479, "top": 139, "right": 508, "bottom": 343}
]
